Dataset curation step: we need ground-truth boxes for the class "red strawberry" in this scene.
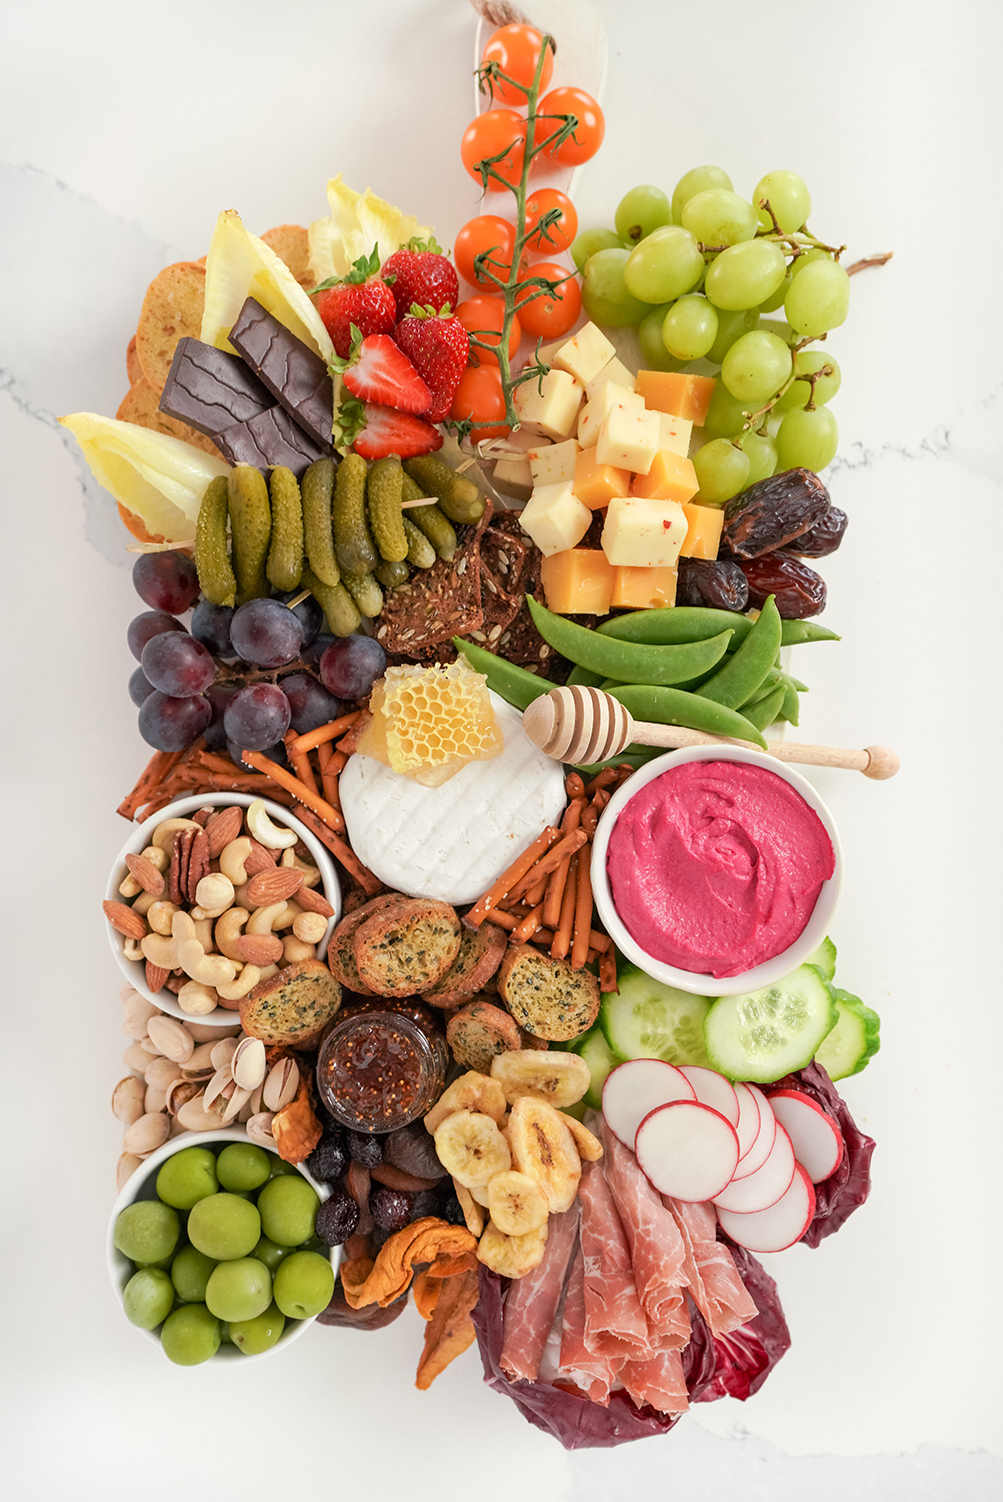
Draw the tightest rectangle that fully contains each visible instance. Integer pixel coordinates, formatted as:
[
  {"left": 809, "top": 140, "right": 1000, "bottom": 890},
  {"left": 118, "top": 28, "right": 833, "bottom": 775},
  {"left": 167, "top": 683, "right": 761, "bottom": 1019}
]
[
  {"left": 382, "top": 238, "right": 459, "bottom": 322},
  {"left": 340, "top": 335, "right": 431, "bottom": 415},
  {"left": 314, "top": 247, "right": 397, "bottom": 357},
  {"left": 351, "top": 404, "right": 443, "bottom": 461},
  {"left": 393, "top": 306, "right": 470, "bottom": 424}
]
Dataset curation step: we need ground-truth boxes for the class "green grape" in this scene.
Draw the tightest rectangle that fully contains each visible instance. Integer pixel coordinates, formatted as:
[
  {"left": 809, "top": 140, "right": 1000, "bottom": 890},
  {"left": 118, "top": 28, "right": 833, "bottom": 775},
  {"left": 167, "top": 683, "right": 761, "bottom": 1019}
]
[
  {"left": 187, "top": 1193, "right": 261, "bottom": 1261},
  {"left": 671, "top": 165, "right": 733, "bottom": 223},
  {"left": 737, "top": 430, "right": 779, "bottom": 486},
  {"left": 123, "top": 1267, "right": 174, "bottom": 1330},
  {"left": 775, "top": 406, "right": 839, "bottom": 470},
  {"left": 721, "top": 331, "right": 792, "bottom": 404},
  {"left": 790, "top": 247, "right": 833, "bottom": 278},
  {"left": 253, "top": 1236, "right": 295, "bottom": 1275},
  {"left": 219, "top": 1322, "right": 233, "bottom": 1345},
  {"left": 757, "top": 271, "right": 792, "bottom": 314},
  {"left": 778, "top": 350, "right": 842, "bottom": 410},
  {"left": 693, "top": 440, "right": 751, "bottom": 504},
  {"left": 637, "top": 304, "right": 683, "bottom": 371},
  {"left": 784, "top": 260, "right": 850, "bottom": 336},
  {"left": 230, "top": 1302, "right": 286, "bottom": 1356},
  {"left": 614, "top": 185, "right": 672, "bottom": 245},
  {"left": 216, "top": 1143, "right": 272, "bottom": 1193},
  {"left": 156, "top": 1146, "right": 218, "bottom": 1211},
  {"left": 160, "top": 1304, "right": 221, "bottom": 1366},
  {"left": 581, "top": 248, "right": 649, "bottom": 325},
  {"left": 661, "top": 296, "right": 718, "bottom": 360},
  {"left": 114, "top": 1201, "right": 180, "bottom": 1266},
  {"left": 171, "top": 1246, "right": 217, "bottom": 1303},
  {"left": 703, "top": 382, "right": 751, "bottom": 439},
  {"left": 205, "top": 1257, "right": 272, "bottom": 1323},
  {"left": 273, "top": 1251, "right": 336, "bottom": 1320},
  {"left": 705, "top": 240, "right": 787, "bottom": 311},
  {"left": 681, "top": 190, "right": 758, "bottom": 248},
  {"left": 256, "top": 1176, "right": 319, "bottom": 1248},
  {"left": 267, "top": 1156, "right": 300, "bottom": 1178},
  {"left": 758, "top": 317, "right": 792, "bottom": 342},
  {"left": 570, "top": 227, "right": 623, "bottom": 273},
  {"left": 624, "top": 226, "right": 703, "bottom": 304},
  {"left": 706, "top": 307, "right": 760, "bottom": 365},
  {"left": 753, "top": 170, "right": 812, "bottom": 234}
]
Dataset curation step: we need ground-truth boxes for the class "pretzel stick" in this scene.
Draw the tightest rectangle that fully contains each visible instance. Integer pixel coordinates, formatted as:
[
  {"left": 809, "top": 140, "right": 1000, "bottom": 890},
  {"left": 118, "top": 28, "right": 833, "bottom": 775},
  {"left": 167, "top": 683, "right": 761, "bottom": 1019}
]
[
  {"left": 317, "top": 743, "right": 344, "bottom": 809},
  {"left": 285, "top": 712, "right": 362, "bottom": 758},
  {"left": 599, "top": 948, "right": 618, "bottom": 993},
  {"left": 481, "top": 909, "right": 518, "bottom": 932},
  {"left": 551, "top": 852, "right": 578, "bottom": 960},
  {"left": 465, "top": 827, "right": 561, "bottom": 927},
  {"left": 512, "top": 902, "right": 546, "bottom": 943},
  {"left": 284, "top": 731, "right": 320, "bottom": 795},
  {"left": 525, "top": 877, "right": 547, "bottom": 906},
  {"left": 585, "top": 766, "right": 618, "bottom": 797},
  {"left": 542, "top": 801, "right": 584, "bottom": 929},
  {"left": 506, "top": 828, "right": 589, "bottom": 903},
  {"left": 292, "top": 804, "right": 382, "bottom": 896},
  {"left": 565, "top": 772, "right": 586, "bottom": 800},
  {"left": 570, "top": 846, "right": 594, "bottom": 971},
  {"left": 239, "top": 751, "right": 346, "bottom": 832},
  {"left": 117, "top": 748, "right": 185, "bottom": 818}
]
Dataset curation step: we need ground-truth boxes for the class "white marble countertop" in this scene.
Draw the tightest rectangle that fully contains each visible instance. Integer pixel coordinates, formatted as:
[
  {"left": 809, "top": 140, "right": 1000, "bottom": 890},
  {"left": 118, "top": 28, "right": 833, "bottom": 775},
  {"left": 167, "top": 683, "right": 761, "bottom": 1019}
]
[{"left": 2, "top": 1, "right": 1001, "bottom": 1498}]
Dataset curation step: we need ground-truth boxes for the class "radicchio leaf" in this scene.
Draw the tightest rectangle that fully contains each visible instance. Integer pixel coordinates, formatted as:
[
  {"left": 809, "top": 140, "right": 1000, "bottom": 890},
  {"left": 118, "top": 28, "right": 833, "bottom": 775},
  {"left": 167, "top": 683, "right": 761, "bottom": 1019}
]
[{"left": 769, "top": 1062, "right": 876, "bottom": 1247}]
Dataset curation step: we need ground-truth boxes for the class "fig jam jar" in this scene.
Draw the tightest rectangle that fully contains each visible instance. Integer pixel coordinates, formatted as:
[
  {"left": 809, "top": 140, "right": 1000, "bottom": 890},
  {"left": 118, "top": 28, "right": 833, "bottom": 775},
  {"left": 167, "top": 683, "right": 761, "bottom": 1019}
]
[{"left": 316, "top": 1006, "right": 448, "bottom": 1133}]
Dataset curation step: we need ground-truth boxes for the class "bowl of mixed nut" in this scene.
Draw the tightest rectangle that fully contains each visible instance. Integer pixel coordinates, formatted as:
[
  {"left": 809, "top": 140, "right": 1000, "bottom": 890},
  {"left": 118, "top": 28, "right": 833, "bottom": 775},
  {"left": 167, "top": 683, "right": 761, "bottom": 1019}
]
[{"left": 104, "top": 794, "right": 342, "bottom": 1029}]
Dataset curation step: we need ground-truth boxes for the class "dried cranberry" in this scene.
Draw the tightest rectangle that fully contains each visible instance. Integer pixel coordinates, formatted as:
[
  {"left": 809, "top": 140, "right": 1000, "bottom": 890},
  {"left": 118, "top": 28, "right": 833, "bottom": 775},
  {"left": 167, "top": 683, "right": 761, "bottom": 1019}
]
[
  {"left": 783, "top": 506, "right": 847, "bottom": 559},
  {"left": 676, "top": 558, "right": 750, "bottom": 612},
  {"left": 384, "top": 1123, "right": 446, "bottom": 1181},
  {"left": 438, "top": 1188, "right": 468, "bottom": 1228},
  {"left": 410, "top": 1189, "right": 443, "bottom": 1219},
  {"left": 722, "top": 468, "right": 830, "bottom": 559},
  {"left": 306, "top": 1133, "right": 348, "bottom": 1185},
  {"left": 370, "top": 1186, "right": 414, "bottom": 1233},
  {"left": 346, "top": 1130, "right": 384, "bottom": 1168},
  {"left": 737, "top": 553, "right": 827, "bottom": 618},
  {"left": 315, "top": 1187, "right": 360, "bottom": 1247}
]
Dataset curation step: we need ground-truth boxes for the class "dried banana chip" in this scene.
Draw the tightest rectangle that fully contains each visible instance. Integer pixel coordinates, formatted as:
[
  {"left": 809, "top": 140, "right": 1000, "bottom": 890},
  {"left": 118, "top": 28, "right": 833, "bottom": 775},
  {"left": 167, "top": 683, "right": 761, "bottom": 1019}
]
[
  {"left": 477, "top": 1219, "right": 548, "bottom": 1279},
  {"left": 506, "top": 1097, "right": 582, "bottom": 1213},
  {"left": 487, "top": 1170, "right": 549, "bottom": 1236},
  {"left": 424, "top": 1070, "right": 507, "bottom": 1134},
  {"left": 452, "top": 1178, "right": 486, "bottom": 1238},
  {"left": 434, "top": 1110, "right": 511, "bottom": 1188},
  {"left": 490, "top": 1049, "right": 591, "bottom": 1108}
]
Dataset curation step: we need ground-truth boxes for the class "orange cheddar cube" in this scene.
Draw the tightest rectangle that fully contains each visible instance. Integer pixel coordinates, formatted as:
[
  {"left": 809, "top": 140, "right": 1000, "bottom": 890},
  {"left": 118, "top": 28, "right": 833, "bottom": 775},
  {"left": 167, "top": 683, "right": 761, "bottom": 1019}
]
[
  {"left": 611, "top": 566, "right": 678, "bottom": 610},
  {"left": 540, "top": 549, "right": 615, "bottom": 615},
  {"left": 573, "top": 447, "right": 631, "bottom": 510},
  {"left": 630, "top": 448, "right": 699, "bottom": 504},
  {"left": 680, "top": 502, "right": 724, "bottom": 560},
  {"left": 635, "top": 371, "right": 717, "bottom": 425}
]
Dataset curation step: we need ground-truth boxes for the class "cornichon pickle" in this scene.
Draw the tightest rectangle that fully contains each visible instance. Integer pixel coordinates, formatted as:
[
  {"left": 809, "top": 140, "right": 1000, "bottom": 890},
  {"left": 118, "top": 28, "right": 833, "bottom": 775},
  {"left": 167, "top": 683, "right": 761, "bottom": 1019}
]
[
  {"left": 227, "top": 464, "right": 271, "bottom": 600},
  {"left": 266, "top": 466, "right": 305, "bottom": 591},
  {"left": 341, "top": 570, "right": 384, "bottom": 619},
  {"left": 333, "top": 453, "right": 378, "bottom": 575},
  {"left": 403, "top": 455, "right": 485, "bottom": 525},
  {"left": 375, "top": 559, "right": 410, "bottom": 589},
  {"left": 401, "top": 515, "right": 436, "bottom": 569},
  {"left": 401, "top": 474, "right": 458, "bottom": 560},
  {"left": 366, "top": 457, "right": 408, "bottom": 563},
  {"left": 301, "top": 458, "right": 341, "bottom": 587},
  {"left": 301, "top": 564, "right": 361, "bottom": 638},
  {"left": 194, "top": 475, "right": 236, "bottom": 606}
]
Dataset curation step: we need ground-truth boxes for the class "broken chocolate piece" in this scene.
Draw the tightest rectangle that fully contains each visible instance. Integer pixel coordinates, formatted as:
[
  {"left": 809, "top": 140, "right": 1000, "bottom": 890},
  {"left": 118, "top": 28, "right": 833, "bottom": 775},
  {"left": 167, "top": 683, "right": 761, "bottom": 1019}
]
[
  {"left": 229, "top": 298, "right": 335, "bottom": 449},
  {"left": 159, "top": 337, "right": 272, "bottom": 437},
  {"left": 214, "top": 404, "right": 330, "bottom": 477}
]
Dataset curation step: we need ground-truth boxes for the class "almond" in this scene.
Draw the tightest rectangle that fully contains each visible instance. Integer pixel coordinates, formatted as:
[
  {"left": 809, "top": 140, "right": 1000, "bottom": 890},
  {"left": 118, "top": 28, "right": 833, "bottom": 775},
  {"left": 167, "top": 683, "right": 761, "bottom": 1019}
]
[
  {"left": 145, "top": 960, "right": 171, "bottom": 993},
  {"left": 295, "top": 885, "right": 336, "bottom": 919},
  {"left": 124, "top": 852, "right": 166, "bottom": 897},
  {"left": 234, "top": 933, "right": 285, "bottom": 966},
  {"left": 204, "top": 805, "right": 243, "bottom": 858},
  {"left": 245, "top": 867, "right": 304, "bottom": 907},
  {"left": 243, "top": 839, "right": 279, "bottom": 876},
  {"left": 103, "top": 900, "right": 148, "bottom": 940},
  {"left": 191, "top": 806, "right": 215, "bottom": 828}
]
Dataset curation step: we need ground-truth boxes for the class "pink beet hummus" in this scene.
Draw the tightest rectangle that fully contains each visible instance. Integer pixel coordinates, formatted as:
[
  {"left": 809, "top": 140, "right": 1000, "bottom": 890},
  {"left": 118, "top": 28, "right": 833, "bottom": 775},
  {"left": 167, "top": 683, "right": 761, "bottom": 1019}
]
[{"left": 606, "top": 760, "right": 835, "bottom": 979}]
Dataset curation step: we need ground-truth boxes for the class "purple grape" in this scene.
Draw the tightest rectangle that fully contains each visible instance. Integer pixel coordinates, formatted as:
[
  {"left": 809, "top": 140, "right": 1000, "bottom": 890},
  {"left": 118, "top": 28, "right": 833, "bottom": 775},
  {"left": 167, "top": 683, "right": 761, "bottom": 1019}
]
[
  {"left": 370, "top": 1186, "right": 413, "bottom": 1233},
  {"left": 128, "top": 666, "right": 155, "bottom": 707},
  {"left": 223, "top": 685, "right": 292, "bottom": 751},
  {"left": 276, "top": 590, "right": 324, "bottom": 649},
  {"left": 141, "top": 633, "right": 216, "bottom": 697},
  {"left": 280, "top": 672, "right": 343, "bottom": 735},
  {"left": 230, "top": 599, "right": 304, "bottom": 668},
  {"left": 132, "top": 551, "right": 200, "bottom": 614},
  {"left": 204, "top": 684, "right": 237, "bottom": 751},
  {"left": 138, "top": 692, "right": 212, "bottom": 751},
  {"left": 190, "top": 601, "right": 234, "bottom": 656},
  {"left": 302, "top": 633, "right": 335, "bottom": 667},
  {"left": 127, "top": 611, "right": 187, "bottom": 662},
  {"left": 319, "top": 636, "right": 386, "bottom": 700}
]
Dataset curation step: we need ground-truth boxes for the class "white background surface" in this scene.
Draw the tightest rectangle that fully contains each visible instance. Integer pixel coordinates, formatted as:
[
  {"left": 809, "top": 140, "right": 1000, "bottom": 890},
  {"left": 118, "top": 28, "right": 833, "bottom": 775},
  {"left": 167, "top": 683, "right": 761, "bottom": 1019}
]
[{"left": 2, "top": 1, "right": 1001, "bottom": 1498}]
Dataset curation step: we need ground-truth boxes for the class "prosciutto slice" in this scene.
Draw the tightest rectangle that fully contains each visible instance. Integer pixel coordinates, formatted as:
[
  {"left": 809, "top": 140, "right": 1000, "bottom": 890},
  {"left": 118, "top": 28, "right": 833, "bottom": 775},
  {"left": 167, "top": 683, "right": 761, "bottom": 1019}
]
[
  {"left": 558, "top": 1247, "right": 617, "bottom": 1406},
  {"left": 577, "top": 1158, "right": 650, "bottom": 1359},
  {"left": 500, "top": 1202, "right": 580, "bottom": 1382},
  {"left": 620, "top": 1348, "right": 690, "bottom": 1416},
  {"left": 666, "top": 1198, "right": 758, "bottom": 1337},
  {"left": 601, "top": 1123, "right": 691, "bottom": 1348}
]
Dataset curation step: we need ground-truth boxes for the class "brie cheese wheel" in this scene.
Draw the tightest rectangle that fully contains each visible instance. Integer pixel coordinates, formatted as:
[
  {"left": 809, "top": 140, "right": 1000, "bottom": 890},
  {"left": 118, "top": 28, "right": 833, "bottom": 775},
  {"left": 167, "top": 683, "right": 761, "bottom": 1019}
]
[{"left": 340, "top": 693, "right": 567, "bottom": 905}]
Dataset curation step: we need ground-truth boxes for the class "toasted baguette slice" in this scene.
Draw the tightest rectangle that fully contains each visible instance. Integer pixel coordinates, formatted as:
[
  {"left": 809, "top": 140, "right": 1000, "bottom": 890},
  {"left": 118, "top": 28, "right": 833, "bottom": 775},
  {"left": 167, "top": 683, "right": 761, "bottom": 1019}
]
[
  {"left": 240, "top": 959, "right": 342, "bottom": 1047},
  {"left": 446, "top": 1000, "right": 522, "bottom": 1074},
  {"left": 421, "top": 923, "right": 508, "bottom": 1009},
  {"left": 496, "top": 945, "right": 601, "bottom": 1043},
  {"left": 354, "top": 898, "right": 462, "bottom": 998},
  {"left": 326, "top": 894, "right": 410, "bottom": 994}
]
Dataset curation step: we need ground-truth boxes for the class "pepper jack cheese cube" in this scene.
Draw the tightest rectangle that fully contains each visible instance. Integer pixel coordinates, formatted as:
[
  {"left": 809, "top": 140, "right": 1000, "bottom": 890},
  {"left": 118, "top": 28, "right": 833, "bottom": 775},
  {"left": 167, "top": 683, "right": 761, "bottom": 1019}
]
[
  {"left": 656, "top": 412, "right": 693, "bottom": 458},
  {"left": 635, "top": 370, "right": 717, "bottom": 425},
  {"left": 573, "top": 447, "right": 631, "bottom": 510},
  {"left": 679, "top": 501, "right": 724, "bottom": 559},
  {"left": 552, "top": 322, "right": 616, "bottom": 388},
  {"left": 596, "top": 405, "right": 661, "bottom": 475},
  {"left": 601, "top": 495, "right": 689, "bottom": 569},
  {"left": 519, "top": 481, "right": 592, "bottom": 557},
  {"left": 540, "top": 548, "right": 615, "bottom": 614},
  {"left": 611, "top": 565, "right": 678, "bottom": 610},
  {"left": 585, "top": 355, "right": 638, "bottom": 403},
  {"left": 513, "top": 369, "right": 584, "bottom": 440},
  {"left": 576, "top": 380, "right": 644, "bottom": 448},
  {"left": 528, "top": 438, "right": 579, "bottom": 487},
  {"left": 630, "top": 448, "right": 699, "bottom": 503}
]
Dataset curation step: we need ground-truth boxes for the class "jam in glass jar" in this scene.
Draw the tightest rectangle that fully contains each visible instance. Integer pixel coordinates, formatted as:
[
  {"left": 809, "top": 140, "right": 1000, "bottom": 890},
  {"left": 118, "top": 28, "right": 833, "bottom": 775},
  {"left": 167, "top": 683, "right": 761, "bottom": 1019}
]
[{"left": 315, "top": 1006, "right": 448, "bottom": 1134}]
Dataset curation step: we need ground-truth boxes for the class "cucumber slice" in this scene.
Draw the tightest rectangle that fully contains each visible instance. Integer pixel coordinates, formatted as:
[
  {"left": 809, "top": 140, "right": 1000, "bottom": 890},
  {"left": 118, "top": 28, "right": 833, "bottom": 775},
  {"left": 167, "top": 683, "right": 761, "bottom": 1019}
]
[
  {"left": 804, "top": 935, "right": 837, "bottom": 982},
  {"left": 601, "top": 963, "right": 712, "bottom": 1068},
  {"left": 574, "top": 1027, "right": 618, "bottom": 1110},
  {"left": 704, "top": 964, "right": 838, "bottom": 1083},
  {"left": 814, "top": 988, "right": 881, "bottom": 1080}
]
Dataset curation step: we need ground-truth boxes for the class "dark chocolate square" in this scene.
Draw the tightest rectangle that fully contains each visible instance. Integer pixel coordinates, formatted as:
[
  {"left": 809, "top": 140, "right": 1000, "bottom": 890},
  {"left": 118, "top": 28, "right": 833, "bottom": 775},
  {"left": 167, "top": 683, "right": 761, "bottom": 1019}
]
[
  {"left": 159, "top": 337, "right": 272, "bottom": 437},
  {"left": 228, "top": 298, "right": 335, "bottom": 450},
  {"left": 214, "top": 404, "right": 329, "bottom": 477}
]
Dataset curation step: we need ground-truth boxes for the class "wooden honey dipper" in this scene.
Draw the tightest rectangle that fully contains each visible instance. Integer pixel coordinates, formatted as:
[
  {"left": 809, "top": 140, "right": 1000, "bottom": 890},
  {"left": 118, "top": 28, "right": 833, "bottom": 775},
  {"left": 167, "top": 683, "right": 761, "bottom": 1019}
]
[{"left": 522, "top": 685, "right": 900, "bottom": 780}]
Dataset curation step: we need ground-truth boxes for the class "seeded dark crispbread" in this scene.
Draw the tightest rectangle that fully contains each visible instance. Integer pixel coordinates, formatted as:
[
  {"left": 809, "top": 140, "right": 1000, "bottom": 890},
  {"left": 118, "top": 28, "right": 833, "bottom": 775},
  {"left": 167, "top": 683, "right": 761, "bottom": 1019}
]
[
  {"left": 239, "top": 959, "right": 343, "bottom": 1047},
  {"left": 353, "top": 898, "right": 462, "bottom": 998},
  {"left": 420, "top": 922, "right": 508, "bottom": 1009},
  {"left": 326, "top": 894, "right": 410, "bottom": 994},
  {"left": 496, "top": 944, "right": 601, "bottom": 1043},
  {"left": 446, "top": 999, "right": 522, "bottom": 1073},
  {"left": 373, "top": 500, "right": 493, "bottom": 657}
]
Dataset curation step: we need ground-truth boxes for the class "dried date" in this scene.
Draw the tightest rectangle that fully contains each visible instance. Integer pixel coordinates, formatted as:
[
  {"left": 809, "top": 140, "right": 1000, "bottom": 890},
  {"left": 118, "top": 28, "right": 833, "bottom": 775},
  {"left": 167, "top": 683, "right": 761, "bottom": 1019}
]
[
  {"left": 676, "top": 557, "right": 750, "bottom": 612},
  {"left": 783, "top": 505, "right": 848, "bottom": 559},
  {"left": 723, "top": 467, "right": 831, "bottom": 559},
  {"left": 737, "top": 553, "right": 827, "bottom": 618}
]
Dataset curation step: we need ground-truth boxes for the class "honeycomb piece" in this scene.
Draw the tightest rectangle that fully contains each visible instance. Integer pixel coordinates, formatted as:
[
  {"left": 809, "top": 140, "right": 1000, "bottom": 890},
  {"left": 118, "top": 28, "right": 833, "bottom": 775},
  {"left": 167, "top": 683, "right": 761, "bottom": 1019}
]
[{"left": 355, "top": 657, "right": 503, "bottom": 788}]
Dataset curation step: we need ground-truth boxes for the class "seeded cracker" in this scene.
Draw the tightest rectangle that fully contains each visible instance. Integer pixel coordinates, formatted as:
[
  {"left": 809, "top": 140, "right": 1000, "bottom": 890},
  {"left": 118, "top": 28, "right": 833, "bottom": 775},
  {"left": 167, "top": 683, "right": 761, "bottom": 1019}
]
[{"left": 375, "top": 499, "right": 493, "bottom": 657}]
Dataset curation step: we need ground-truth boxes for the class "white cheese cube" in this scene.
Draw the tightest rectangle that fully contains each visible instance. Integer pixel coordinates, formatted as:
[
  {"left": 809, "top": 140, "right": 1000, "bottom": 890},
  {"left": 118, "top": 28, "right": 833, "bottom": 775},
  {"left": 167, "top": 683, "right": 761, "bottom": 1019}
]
[
  {"left": 584, "top": 355, "right": 639, "bottom": 403},
  {"left": 529, "top": 439, "right": 579, "bottom": 487},
  {"left": 519, "top": 481, "right": 592, "bottom": 557},
  {"left": 576, "top": 381, "right": 644, "bottom": 448},
  {"left": 656, "top": 411, "right": 693, "bottom": 458},
  {"left": 601, "top": 496, "right": 689, "bottom": 568},
  {"left": 535, "top": 340, "right": 566, "bottom": 369},
  {"left": 492, "top": 454, "right": 534, "bottom": 500},
  {"left": 596, "top": 406, "right": 661, "bottom": 475},
  {"left": 553, "top": 323, "right": 617, "bottom": 388},
  {"left": 514, "top": 369, "right": 584, "bottom": 441}
]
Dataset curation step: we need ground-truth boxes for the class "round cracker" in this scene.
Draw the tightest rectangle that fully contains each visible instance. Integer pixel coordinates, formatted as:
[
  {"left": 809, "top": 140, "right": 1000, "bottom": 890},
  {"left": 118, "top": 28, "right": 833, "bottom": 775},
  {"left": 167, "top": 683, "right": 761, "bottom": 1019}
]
[
  {"left": 446, "top": 1000, "right": 521, "bottom": 1074},
  {"left": 116, "top": 379, "right": 223, "bottom": 458},
  {"left": 126, "top": 334, "right": 142, "bottom": 386},
  {"left": 260, "top": 224, "right": 314, "bottom": 288},
  {"left": 135, "top": 261, "right": 206, "bottom": 394}
]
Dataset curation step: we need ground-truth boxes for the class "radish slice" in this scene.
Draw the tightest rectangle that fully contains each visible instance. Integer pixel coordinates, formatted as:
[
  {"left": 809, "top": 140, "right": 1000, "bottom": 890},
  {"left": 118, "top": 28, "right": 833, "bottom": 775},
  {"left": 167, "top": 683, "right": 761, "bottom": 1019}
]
[
  {"left": 635, "top": 1100, "right": 740, "bottom": 1203},
  {"left": 732, "top": 1085, "right": 776, "bottom": 1179},
  {"left": 712, "top": 1123, "right": 795, "bottom": 1214},
  {"left": 602, "top": 1059, "right": 696, "bottom": 1148},
  {"left": 717, "top": 1163, "right": 816, "bottom": 1252},
  {"left": 732, "top": 1082, "right": 762, "bottom": 1160},
  {"left": 766, "top": 1089, "right": 844, "bottom": 1183},
  {"left": 678, "top": 1065, "right": 740, "bottom": 1126}
]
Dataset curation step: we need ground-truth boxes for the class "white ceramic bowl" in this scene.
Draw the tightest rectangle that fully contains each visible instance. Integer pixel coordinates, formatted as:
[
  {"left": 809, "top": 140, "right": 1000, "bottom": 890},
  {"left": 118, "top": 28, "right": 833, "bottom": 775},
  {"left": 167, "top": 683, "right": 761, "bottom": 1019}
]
[
  {"left": 106, "top": 1127, "right": 338, "bottom": 1364},
  {"left": 590, "top": 745, "right": 843, "bottom": 998},
  {"left": 106, "top": 793, "right": 342, "bottom": 1029}
]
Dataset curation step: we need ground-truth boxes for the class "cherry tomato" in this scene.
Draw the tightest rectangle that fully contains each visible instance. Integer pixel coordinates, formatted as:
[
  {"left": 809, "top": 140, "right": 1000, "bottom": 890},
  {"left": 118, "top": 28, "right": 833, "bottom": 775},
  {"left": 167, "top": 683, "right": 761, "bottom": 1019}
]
[
  {"left": 524, "top": 189, "right": 578, "bottom": 255},
  {"left": 454, "top": 215, "right": 521, "bottom": 291},
  {"left": 536, "top": 87, "right": 605, "bottom": 167},
  {"left": 460, "top": 109, "right": 526, "bottom": 191},
  {"left": 450, "top": 365, "right": 510, "bottom": 440},
  {"left": 455, "top": 296, "right": 522, "bottom": 368},
  {"left": 480, "top": 23, "right": 554, "bottom": 105},
  {"left": 515, "top": 261, "right": 582, "bottom": 339}
]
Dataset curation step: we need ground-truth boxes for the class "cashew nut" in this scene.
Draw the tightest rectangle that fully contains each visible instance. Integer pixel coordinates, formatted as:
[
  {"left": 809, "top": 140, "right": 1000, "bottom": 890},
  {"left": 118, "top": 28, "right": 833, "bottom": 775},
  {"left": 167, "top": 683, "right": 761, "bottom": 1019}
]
[
  {"left": 219, "top": 837, "right": 253, "bottom": 886},
  {"left": 150, "top": 817, "right": 203, "bottom": 852},
  {"left": 171, "top": 909, "right": 197, "bottom": 944},
  {"left": 247, "top": 902, "right": 286, "bottom": 936},
  {"left": 246, "top": 799, "right": 297, "bottom": 850},
  {"left": 178, "top": 938, "right": 237, "bottom": 988},
  {"left": 132, "top": 889, "right": 159, "bottom": 918},
  {"left": 122, "top": 936, "right": 145, "bottom": 962},
  {"left": 142, "top": 845, "right": 169, "bottom": 872},
  {"left": 147, "top": 900, "right": 180, "bottom": 936},
  {"left": 193, "top": 915, "right": 215, "bottom": 954},
  {"left": 282, "top": 934, "right": 316, "bottom": 965},
  {"left": 292, "top": 911, "right": 328, "bottom": 945},
  {"left": 141, "top": 932, "right": 181, "bottom": 970},
  {"left": 119, "top": 871, "right": 143, "bottom": 899},
  {"left": 255, "top": 964, "right": 280, "bottom": 984},
  {"left": 215, "top": 907, "right": 250, "bottom": 961},
  {"left": 270, "top": 900, "right": 302, "bottom": 931},
  {"left": 177, "top": 980, "right": 219, "bottom": 1016},
  {"left": 216, "top": 964, "right": 261, "bottom": 1002},
  {"left": 281, "top": 848, "right": 321, "bottom": 887},
  {"left": 194, "top": 873, "right": 235, "bottom": 919}
]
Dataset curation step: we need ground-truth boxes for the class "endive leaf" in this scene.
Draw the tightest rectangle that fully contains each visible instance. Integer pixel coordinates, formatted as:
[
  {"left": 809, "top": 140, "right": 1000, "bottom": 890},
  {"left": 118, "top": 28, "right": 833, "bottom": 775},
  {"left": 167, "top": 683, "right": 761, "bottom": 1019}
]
[
  {"left": 201, "top": 209, "right": 334, "bottom": 362},
  {"left": 308, "top": 174, "right": 432, "bottom": 283}
]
